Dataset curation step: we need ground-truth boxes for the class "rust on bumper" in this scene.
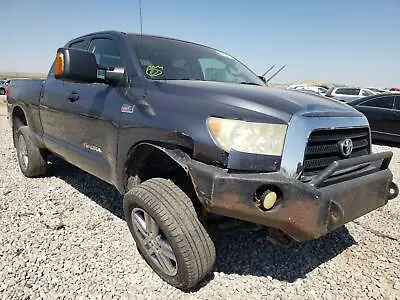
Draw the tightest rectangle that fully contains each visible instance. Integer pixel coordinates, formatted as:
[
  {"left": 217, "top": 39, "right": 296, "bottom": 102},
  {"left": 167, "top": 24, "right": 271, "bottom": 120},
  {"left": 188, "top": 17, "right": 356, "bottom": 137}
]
[{"left": 186, "top": 152, "right": 397, "bottom": 241}]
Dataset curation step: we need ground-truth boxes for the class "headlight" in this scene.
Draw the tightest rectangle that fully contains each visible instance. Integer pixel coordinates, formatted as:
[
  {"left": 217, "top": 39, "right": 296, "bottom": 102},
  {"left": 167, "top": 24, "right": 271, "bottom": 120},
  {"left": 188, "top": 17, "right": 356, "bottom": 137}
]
[{"left": 207, "top": 117, "right": 287, "bottom": 156}]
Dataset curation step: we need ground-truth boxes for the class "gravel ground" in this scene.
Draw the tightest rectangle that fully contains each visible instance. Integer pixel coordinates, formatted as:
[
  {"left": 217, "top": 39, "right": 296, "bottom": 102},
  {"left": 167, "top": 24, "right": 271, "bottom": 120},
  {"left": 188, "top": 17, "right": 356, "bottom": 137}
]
[{"left": 0, "top": 105, "right": 399, "bottom": 299}]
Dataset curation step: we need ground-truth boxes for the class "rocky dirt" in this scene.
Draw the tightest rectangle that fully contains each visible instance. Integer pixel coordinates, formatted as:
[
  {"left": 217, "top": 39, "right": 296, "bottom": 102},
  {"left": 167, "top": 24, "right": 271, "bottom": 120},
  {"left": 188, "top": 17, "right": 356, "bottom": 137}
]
[{"left": 0, "top": 106, "right": 399, "bottom": 299}]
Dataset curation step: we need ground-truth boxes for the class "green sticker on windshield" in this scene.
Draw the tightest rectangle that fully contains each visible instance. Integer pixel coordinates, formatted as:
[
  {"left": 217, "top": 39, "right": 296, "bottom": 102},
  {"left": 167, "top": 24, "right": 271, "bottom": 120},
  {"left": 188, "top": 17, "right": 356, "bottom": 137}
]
[{"left": 146, "top": 65, "right": 164, "bottom": 77}]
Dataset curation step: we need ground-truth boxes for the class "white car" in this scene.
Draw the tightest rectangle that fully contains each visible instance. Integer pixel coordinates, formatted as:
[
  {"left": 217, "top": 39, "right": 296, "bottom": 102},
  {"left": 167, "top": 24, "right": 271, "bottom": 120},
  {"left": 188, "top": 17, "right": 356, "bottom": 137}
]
[
  {"left": 367, "top": 87, "right": 388, "bottom": 94},
  {"left": 287, "top": 84, "right": 328, "bottom": 96},
  {"left": 325, "top": 87, "right": 377, "bottom": 102}
]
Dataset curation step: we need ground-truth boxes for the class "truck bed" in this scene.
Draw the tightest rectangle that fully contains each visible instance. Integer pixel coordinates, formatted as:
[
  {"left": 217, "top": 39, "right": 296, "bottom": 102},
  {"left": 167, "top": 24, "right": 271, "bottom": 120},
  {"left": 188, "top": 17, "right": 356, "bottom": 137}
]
[
  {"left": 7, "top": 78, "right": 45, "bottom": 139},
  {"left": 8, "top": 79, "right": 45, "bottom": 107}
]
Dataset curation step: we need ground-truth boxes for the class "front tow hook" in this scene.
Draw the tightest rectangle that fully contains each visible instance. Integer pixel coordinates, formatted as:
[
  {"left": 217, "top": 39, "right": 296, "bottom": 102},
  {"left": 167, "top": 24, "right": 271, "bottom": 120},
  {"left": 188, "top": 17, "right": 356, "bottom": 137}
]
[{"left": 388, "top": 182, "right": 399, "bottom": 200}]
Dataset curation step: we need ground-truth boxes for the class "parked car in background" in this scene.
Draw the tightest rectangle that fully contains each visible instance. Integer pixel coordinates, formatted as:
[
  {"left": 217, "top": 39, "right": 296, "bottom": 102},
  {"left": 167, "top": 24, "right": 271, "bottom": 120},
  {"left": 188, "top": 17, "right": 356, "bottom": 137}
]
[
  {"left": 287, "top": 84, "right": 304, "bottom": 89},
  {"left": 291, "top": 89, "right": 322, "bottom": 97},
  {"left": 287, "top": 85, "right": 328, "bottom": 96},
  {"left": 390, "top": 88, "right": 400, "bottom": 93},
  {"left": 367, "top": 87, "right": 388, "bottom": 94},
  {"left": 325, "top": 87, "right": 377, "bottom": 102},
  {"left": 348, "top": 94, "right": 400, "bottom": 143},
  {"left": 0, "top": 79, "right": 10, "bottom": 95}
]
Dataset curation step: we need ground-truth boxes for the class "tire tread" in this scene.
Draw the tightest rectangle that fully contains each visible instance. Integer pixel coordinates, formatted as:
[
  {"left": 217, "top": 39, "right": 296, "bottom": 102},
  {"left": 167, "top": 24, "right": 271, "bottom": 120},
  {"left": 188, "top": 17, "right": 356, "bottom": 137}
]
[
  {"left": 124, "top": 178, "right": 215, "bottom": 290},
  {"left": 16, "top": 126, "right": 47, "bottom": 177}
]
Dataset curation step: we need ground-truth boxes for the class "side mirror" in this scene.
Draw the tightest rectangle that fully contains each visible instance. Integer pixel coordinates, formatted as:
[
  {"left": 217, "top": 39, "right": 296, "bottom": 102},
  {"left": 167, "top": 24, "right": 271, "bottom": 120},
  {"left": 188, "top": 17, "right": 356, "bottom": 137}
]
[
  {"left": 54, "top": 48, "right": 98, "bottom": 83},
  {"left": 102, "top": 67, "right": 125, "bottom": 85},
  {"left": 54, "top": 48, "right": 125, "bottom": 85},
  {"left": 258, "top": 75, "right": 267, "bottom": 84}
]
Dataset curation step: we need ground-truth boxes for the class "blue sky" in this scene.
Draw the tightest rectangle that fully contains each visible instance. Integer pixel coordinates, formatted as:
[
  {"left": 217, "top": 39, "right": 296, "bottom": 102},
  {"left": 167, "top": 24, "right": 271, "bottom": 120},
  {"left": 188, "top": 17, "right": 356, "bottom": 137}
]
[{"left": 1, "top": 0, "right": 399, "bottom": 87}]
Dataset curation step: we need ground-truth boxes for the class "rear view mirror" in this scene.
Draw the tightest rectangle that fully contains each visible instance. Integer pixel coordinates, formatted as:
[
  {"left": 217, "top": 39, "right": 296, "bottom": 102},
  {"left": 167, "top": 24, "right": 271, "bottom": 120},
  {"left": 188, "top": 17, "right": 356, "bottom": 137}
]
[
  {"left": 54, "top": 48, "right": 125, "bottom": 85},
  {"left": 103, "top": 67, "right": 125, "bottom": 85},
  {"left": 54, "top": 48, "right": 98, "bottom": 83}
]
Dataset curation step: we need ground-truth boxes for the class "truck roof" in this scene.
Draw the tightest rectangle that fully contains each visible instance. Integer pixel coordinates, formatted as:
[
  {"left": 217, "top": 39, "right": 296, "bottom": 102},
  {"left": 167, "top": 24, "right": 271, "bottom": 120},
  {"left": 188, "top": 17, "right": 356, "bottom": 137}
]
[{"left": 67, "top": 30, "right": 216, "bottom": 51}]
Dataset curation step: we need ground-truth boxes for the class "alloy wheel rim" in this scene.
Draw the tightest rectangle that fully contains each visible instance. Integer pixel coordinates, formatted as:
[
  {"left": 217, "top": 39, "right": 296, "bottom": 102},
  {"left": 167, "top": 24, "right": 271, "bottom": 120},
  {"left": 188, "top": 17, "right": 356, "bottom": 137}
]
[{"left": 131, "top": 208, "right": 178, "bottom": 276}]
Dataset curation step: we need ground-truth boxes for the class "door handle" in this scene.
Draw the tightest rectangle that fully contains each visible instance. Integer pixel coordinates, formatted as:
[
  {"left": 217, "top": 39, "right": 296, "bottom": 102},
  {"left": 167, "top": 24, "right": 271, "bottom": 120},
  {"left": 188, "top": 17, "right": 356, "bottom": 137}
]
[{"left": 68, "top": 92, "right": 80, "bottom": 102}]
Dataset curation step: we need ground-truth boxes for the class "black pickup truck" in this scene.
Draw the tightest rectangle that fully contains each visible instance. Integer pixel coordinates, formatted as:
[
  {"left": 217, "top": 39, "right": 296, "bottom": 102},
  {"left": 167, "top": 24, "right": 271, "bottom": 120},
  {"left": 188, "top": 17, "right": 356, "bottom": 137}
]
[{"left": 7, "top": 31, "right": 398, "bottom": 290}]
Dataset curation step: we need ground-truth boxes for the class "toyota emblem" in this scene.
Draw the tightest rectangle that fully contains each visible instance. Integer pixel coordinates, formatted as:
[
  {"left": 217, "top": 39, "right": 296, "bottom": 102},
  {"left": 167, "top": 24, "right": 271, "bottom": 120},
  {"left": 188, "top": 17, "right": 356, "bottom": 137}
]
[{"left": 338, "top": 138, "right": 353, "bottom": 157}]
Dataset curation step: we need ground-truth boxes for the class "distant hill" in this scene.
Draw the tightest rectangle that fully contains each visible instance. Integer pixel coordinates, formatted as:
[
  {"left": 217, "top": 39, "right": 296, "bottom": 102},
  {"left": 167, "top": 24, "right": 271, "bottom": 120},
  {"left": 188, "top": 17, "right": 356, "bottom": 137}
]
[{"left": 0, "top": 72, "right": 46, "bottom": 79}]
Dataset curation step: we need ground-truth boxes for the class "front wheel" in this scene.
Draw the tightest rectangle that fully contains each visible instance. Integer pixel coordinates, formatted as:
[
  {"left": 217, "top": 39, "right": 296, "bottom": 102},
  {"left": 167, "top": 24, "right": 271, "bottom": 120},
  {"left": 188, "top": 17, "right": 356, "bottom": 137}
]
[
  {"left": 123, "top": 178, "right": 216, "bottom": 290},
  {"left": 0, "top": 88, "right": 5, "bottom": 95}
]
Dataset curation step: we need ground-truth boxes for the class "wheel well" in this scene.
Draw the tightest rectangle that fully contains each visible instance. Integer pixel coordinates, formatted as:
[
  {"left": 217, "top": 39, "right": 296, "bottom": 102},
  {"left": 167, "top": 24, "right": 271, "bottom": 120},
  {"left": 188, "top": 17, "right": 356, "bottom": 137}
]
[
  {"left": 125, "top": 144, "right": 202, "bottom": 212},
  {"left": 12, "top": 106, "right": 27, "bottom": 146}
]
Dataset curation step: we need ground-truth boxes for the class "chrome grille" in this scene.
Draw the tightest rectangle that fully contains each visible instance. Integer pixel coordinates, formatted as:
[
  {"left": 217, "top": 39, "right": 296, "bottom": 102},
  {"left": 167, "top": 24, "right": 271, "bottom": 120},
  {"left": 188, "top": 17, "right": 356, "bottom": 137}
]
[{"left": 303, "top": 128, "right": 370, "bottom": 176}]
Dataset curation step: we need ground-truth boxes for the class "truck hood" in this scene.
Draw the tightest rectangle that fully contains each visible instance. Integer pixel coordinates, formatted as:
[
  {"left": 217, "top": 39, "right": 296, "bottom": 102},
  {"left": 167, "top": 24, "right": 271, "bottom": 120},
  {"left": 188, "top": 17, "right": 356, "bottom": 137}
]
[{"left": 157, "top": 80, "right": 363, "bottom": 122}]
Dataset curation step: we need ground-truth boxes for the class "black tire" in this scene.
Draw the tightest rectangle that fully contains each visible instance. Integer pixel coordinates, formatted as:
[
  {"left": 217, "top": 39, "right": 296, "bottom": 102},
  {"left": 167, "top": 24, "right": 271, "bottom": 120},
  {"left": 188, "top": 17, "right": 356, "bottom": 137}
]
[
  {"left": 123, "top": 178, "right": 216, "bottom": 290},
  {"left": 0, "top": 88, "right": 5, "bottom": 95},
  {"left": 13, "top": 118, "right": 25, "bottom": 148},
  {"left": 16, "top": 126, "right": 47, "bottom": 177}
]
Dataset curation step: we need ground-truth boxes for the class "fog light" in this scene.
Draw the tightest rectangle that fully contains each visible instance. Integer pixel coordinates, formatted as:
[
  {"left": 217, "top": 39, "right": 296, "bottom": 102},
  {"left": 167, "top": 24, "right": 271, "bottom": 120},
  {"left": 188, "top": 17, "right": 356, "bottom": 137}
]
[{"left": 261, "top": 191, "right": 277, "bottom": 210}]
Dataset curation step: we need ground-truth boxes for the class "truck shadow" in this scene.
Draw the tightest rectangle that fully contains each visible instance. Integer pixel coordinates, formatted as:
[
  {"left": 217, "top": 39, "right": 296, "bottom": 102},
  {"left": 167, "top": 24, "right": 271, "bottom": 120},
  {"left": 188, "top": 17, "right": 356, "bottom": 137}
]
[
  {"left": 211, "top": 226, "right": 355, "bottom": 282},
  {"left": 49, "top": 157, "right": 124, "bottom": 219},
  {"left": 49, "top": 158, "right": 356, "bottom": 284}
]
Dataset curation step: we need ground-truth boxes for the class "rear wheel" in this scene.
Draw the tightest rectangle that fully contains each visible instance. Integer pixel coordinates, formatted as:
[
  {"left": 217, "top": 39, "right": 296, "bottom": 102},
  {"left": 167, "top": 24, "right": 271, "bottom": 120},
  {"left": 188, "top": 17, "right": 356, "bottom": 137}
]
[
  {"left": 16, "top": 126, "right": 47, "bottom": 177},
  {"left": 123, "top": 178, "right": 215, "bottom": 290},
  {"left": 13, "top": 118, "right": 25, "bottom": 148}
]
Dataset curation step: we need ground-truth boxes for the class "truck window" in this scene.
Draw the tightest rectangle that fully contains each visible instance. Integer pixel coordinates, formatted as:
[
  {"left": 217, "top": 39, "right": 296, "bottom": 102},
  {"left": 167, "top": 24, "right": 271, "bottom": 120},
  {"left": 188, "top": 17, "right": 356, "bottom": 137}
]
[
  {"left": 198, "top": 58, "right": 246, "bottom": 83},
  {"left": 69, "top": 40, "right": 86, "bottom": 49},
  {"left": 88, "top": 39, "right": 122, "bottom": 69},
  {"left": 131, "top": 36, "right": 264, "bottom": 85}
]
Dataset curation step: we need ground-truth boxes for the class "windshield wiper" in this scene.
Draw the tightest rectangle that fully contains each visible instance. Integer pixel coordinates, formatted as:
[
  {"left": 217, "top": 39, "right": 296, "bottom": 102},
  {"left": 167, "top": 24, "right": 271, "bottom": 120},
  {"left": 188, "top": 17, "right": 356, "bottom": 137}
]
[{"left": 240, "top": 82, "right": 262, "bottom": 86}]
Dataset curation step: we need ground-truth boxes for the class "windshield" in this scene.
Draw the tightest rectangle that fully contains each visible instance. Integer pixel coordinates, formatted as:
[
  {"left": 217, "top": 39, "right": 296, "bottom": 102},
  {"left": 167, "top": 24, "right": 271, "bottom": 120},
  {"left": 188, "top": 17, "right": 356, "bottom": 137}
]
[{"left": 131, "top": 35, "right": 265, "bottom": 86}]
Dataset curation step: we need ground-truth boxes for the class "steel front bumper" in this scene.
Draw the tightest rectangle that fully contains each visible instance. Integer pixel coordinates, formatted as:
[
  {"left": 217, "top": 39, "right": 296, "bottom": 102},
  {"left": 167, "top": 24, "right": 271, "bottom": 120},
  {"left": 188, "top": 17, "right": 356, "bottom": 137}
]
[{"left": 187, "top": 151, "right": 398, "bottom": 241}]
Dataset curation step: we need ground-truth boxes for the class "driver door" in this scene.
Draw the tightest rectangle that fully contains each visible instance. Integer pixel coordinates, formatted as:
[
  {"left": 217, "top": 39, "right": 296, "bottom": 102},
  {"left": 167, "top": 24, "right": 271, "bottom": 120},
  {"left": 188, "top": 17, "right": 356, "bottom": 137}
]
[{"left": 41, "top": 36, "right": 126, "bottom": 184}]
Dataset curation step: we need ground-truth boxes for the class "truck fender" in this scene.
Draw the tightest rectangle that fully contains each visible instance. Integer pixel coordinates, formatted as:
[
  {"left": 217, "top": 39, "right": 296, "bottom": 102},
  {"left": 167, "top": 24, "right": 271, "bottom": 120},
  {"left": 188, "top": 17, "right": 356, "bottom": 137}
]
[
  {"left": 128, "top": 142, "right": 191, "bottom": 170},
  {"left": 11, "top": 104, "right": 45, "bottom": 149},
  {"left": 123, "top": 142, "right": 194, "bottom": 193}
]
